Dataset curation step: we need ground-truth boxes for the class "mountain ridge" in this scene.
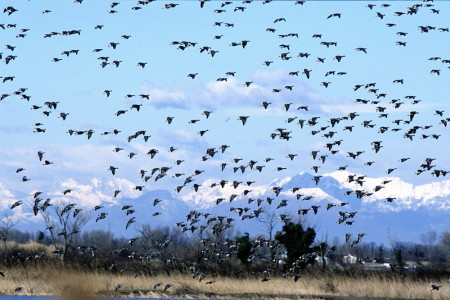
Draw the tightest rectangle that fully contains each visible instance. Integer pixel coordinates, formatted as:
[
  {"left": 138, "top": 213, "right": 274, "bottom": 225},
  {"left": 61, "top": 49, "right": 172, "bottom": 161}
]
[{"left": 2, "top": 171, "right": 449, "bottom": 244}]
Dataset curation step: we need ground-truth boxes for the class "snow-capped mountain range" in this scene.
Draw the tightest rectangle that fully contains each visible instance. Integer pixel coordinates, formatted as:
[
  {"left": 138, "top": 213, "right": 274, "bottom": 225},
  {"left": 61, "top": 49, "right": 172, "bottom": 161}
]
[{"left": 1, "top": 171, "right": 449, "bottom": 244}]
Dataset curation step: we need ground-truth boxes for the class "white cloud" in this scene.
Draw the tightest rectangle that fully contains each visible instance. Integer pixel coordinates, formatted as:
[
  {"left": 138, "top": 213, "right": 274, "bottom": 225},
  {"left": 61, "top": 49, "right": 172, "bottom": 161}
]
[
  {"left": 138, "top": 70, "right": 346, "bottom": 112},
  {"left": 203, "top": 77, "right": 268, "bottom": 106},
  {"left": 145, "top": 88, "right": 187, "bottom": 109},
  {"left": 156, "top": 128, "right": 208, "bottom": 151},
  {"left": 253, "top": 69, "right": 287, "bottom": 85}
]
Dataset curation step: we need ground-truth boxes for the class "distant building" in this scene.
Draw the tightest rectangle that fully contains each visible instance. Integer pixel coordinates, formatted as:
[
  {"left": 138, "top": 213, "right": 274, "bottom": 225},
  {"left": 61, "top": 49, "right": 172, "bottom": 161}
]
[{"left": 343, "top": 253, "right": 357, "bottom": 264}]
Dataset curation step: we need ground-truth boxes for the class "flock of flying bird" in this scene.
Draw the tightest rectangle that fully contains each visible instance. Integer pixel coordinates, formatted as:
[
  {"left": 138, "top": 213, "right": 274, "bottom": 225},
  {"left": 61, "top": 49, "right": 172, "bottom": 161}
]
[{"left": 1, "top": 0, "right": 449, "bottom": 294}]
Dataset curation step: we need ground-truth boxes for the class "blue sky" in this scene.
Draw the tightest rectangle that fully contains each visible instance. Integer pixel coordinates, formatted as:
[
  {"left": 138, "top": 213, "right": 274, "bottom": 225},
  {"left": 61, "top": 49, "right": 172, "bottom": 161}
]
[{"left": 0, "top": 0, "right": 449, "bottom": 244}]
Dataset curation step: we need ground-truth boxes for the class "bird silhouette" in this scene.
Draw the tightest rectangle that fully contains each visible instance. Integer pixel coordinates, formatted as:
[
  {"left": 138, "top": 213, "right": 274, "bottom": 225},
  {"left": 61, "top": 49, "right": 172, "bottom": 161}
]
[
  {"left": 302, "top": 69, "right": 311, "bottom": 79},
  {"left": 238, "top": 116, "right": 249, "bottom": 125},
  {"left": 108, "top": 166, "right": 118, "bottom": 175},
  {"left": 429, "top": 284, "right": 441, "bottom": 291}
]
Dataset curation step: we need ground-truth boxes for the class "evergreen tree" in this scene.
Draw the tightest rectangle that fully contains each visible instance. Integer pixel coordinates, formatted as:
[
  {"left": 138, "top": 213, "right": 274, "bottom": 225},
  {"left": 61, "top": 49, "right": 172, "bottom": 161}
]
[
  {"left": 236, "top": 234, "right": 253, "bottom": 265},
  {"left": 275, "top": 222, "right": 316, "bottom": 268}
]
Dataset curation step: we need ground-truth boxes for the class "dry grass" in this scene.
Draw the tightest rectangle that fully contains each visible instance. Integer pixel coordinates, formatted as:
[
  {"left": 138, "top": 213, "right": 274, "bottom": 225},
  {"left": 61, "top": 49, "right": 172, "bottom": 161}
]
[
  {"left": 3, "top": 241, "right": 54, "bottom": 257},
  {"left": 0, "top": 264, "right": 448, "bottom": 299}
]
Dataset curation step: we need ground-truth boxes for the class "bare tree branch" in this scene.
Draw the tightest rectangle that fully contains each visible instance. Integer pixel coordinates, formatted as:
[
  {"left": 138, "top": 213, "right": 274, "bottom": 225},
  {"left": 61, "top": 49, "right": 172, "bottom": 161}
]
[
  {"left": 40, "top": 202, "right": 89, "bottom": 261},
  {"left": 256, "top": 207, "right": 279, "bottom": 241},
  {"left": 0, "top": 214, "right": 18, "bottom": 263}
]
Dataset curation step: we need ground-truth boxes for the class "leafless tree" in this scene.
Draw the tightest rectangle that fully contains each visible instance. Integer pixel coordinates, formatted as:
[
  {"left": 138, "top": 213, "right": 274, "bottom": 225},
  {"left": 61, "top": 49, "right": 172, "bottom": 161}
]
[
  {"left": 438, "top": 231, "right": 450, "bottom": 262},
  {"left": 138, "top": 224, "right": 185, "bottom": 275},
  {"left": 41, "top": 203, "right": 89, "bottom": 261},
  {"left": 420, "top": 231, "right": 437, "bottom": 260},
  {"left": 80, "top": 229, "right": 114, "bottom": 248},
  {"left": 0, "top": 214, "right": 18, "bottom": 263},
  {"left": 188, "top": 232, "right": 209, "bottom": 264},
  {"left": 256, "top": 207, "right": 279, "bottom": 241}
]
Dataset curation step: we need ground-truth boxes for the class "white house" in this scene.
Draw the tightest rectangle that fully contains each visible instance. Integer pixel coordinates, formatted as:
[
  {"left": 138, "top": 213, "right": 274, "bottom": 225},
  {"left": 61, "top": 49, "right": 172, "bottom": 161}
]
[{"left": 343, "top": 253, "right": 357, "bottom": 264}]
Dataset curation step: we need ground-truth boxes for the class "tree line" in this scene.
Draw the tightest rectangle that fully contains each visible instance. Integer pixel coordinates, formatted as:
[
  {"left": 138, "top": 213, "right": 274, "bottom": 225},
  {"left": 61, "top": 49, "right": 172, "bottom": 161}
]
[{"left": 0, "top": 205, "right": 449, "bottom": 277}]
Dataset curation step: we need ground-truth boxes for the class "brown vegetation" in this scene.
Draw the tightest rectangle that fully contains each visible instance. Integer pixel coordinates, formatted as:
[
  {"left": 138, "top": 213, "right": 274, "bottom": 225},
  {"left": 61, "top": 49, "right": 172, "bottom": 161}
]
[
  {"left": 0, "top": 227, "right": 448, "bottom": 299},
  {"left": 0, "top": 256, "right": 448, "bottom": 299}
]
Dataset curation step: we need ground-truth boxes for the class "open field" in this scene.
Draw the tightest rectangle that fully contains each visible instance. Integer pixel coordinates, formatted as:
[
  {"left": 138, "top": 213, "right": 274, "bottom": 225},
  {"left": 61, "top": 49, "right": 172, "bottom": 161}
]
[
  {"left": 0, "top": 263, "right": 448, "bottom": 300},
  {"left": 0, "top": 242, "right": 448, "bottom": 299}
]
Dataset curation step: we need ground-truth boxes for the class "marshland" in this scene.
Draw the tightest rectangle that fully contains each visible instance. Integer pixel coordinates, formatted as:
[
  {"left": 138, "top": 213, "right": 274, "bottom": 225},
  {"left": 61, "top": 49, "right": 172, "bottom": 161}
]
[{"left": 0, "top": 226, "right": 448, "bottom": 299}]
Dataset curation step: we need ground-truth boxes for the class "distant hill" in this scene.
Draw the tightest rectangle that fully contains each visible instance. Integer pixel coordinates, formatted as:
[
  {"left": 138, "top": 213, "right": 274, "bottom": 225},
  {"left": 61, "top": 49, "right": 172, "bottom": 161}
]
[{"left": 8, "top": 171, "right": 450, "bottom": 244}]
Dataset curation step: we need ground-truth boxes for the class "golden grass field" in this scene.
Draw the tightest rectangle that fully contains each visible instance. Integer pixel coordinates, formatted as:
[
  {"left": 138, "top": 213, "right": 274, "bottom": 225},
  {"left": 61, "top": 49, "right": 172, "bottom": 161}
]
[
  {"left": 1, "top": 264, "right": 448, "bottom": 299},
  {"left": 0, "top": 242, "right": 448, "bottom": 299}
]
